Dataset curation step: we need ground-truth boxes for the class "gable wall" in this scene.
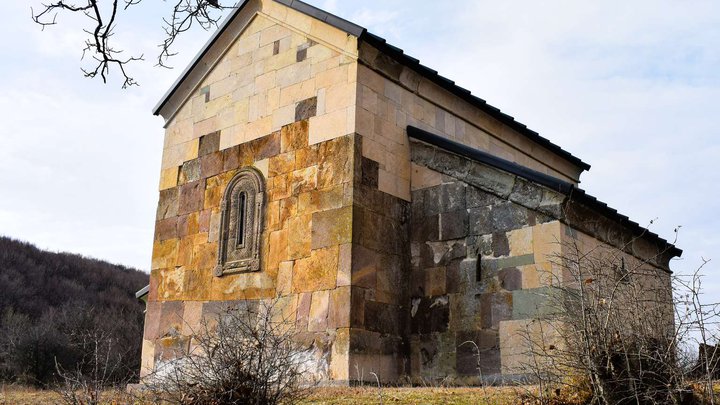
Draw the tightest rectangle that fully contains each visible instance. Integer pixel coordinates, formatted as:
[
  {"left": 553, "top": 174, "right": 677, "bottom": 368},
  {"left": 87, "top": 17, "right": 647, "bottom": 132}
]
[
  {"left": 143, "top": 5, "right": 364, "bottom": 381},
  {"left": 157, "top": 6, "right": 359, "bottom": 192}
]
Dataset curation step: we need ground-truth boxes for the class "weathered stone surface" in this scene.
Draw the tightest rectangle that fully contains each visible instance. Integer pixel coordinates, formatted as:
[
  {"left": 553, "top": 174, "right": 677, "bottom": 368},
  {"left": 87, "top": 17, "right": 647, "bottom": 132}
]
[
  {"left": 295, "top": 96, "right": 317, "bottom": 121},
  {"left": 204, "top": 171, "right": 234, "bottom": 210},
  {"left": 410, "top": 296, "right": 450, "bottom": 334},
  {"left": 179, "top": 159, "right": 201, "bottom": 185},
  {"left": 466, "top": 186, "right": 503, "bottom": 209},
  {"left": 198, "top": 131, "right": 221, "bottom": 157},
  {"left": 439, "top": 210, "right": 468, "bottom": 241},
  {"left": 178, "top": 180, "right": 205, "bottom": 215},
  {"left": 439, "top": 183, "right": 466, "bottom": 213},
  {"left": 512, "top": 287, "right": 554, "bottom": 319},
  {"left": 491, "top": 232, "right": 510, "bottom": 257},
  {"left": 151, "top": 239, "right": 179, "bottom": 270},
  {"left": 289, "top": 166, "right": 317, "bottom": 195},
  {"left": 295, "top": 144, "right": 318, "bottom": 168},
  {"left": 361, "top": 156, "right": 379, "bottom": 188},
  {"left": 222, "top": 145, "right": 241, "bottom": 172},
  {"left": 155, "top": 217, "right": 178, "bottom": 241},
  {"left": 281, "top": 120, "right": 309, "bottom": 153},
  {"left": 463, "top": 163, "right": 515, "bottom": 198},
  {"left": 268, "top": 228, "right": 288, "bottom": 270},
  {"left": 455, "top": 329, "right": 499, "bottom": 375},
  {"left": 200, "top": 151, "right": 224, "bottom": 178},
  {"left": 498, "top": 267, "right": 522, "bottom": 291},
  {"left": 317, "top": 136, "right": 352, "bottom": 188},
  {"left": 351, "top": 244, "right": 378, "bottom": 289},
  {"left": 469, "top": 202, "right": 528, "bottom": 235},
  {"left": 269, "top": 151, "right": 296, "bottom": 176},
  {"left": 250, "top": 131, "right": 281, "bottom": 160},
  {"left": 157, "top": 188, "right": 179, "bottom": 220},
  {"left": 292, "top": 246, "right": 338, "bottom": 293},
  {"left": 509, "top": 178, "right": 542, "bottom": 209},
  {"left": 288, "top": 214, "right": 311, "bottom": 259},
  {"left": 411, "top": 214, "right": 439, "bottom": 243},
  {"left": 276, "top": 261, "right": 293, "bottom": 296},
  {"left": 328, "top": 286, "right": 350, "bottom": 328},
  {"left": 365, "top": 301, "right": 400, "bottom": 335},
  {"left": 311, "top": 206, "right": 352, "bottom": 249},
  {"left": 308, "top": 290, "right": 329, "bottom": 332},
  {"left": 296, "top": 292, "right": 312, "bottom": 330},
  {"left": 432, "top": 148, "right": 470, "bottom": 178},
  {"left": 425, "top": 266, "right": 447, "bottom": 296},
  {"left": 479, "top": 292, "right": 513, "bottom": 329}
]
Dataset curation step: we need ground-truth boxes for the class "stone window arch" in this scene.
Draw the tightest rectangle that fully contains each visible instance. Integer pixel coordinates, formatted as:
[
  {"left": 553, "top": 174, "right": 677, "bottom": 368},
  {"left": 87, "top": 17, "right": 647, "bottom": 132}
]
[{"left": 214, "top": 167, "right": 265, "bottom": 276}]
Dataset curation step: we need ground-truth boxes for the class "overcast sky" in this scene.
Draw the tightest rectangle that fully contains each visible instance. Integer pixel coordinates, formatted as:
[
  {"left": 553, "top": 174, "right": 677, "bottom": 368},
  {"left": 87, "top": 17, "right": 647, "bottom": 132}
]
[{"left": 1, "top": 0, "right": 717, "bottom": 294}]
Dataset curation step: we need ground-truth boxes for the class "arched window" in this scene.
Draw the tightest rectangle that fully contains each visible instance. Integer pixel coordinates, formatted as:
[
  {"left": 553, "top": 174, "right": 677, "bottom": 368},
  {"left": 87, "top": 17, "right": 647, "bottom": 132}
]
[{"left": 214, "top": 167, "right": 265, "bottom": 276}]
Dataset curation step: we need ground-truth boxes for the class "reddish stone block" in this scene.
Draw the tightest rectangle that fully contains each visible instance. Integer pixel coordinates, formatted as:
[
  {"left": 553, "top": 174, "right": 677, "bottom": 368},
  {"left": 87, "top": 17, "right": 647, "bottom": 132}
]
[
  {"left": 200, "top": 151, "right": 224, "bottom": 178},
  {"left": 251, "top": 131, "right": 281, "bottom": 160},
  {"left": 296, "top": 292, "right": 312, "bottom": 330},
  {"left": 222, "top": 145, "right": 241, "bottom": 172},
  {"left": 178, "top": 180, "right": 204, "bottom": 215},
  {"left": 198, "top": 131, "right": 220, "bottom": 157},
  {"left": 155, "top": 217, "right": 178, "bottom": 241}
]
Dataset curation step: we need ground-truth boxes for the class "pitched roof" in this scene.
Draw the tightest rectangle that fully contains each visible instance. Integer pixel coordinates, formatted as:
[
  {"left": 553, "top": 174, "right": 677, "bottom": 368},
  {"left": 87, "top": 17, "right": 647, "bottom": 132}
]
[{"left": 154, "top": 0, "right": 590, "bottom": 171}]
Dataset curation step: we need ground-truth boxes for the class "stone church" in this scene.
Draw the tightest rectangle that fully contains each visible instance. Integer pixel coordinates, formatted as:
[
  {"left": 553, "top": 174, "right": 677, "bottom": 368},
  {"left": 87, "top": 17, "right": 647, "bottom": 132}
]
[{"left": 139, "top": 0, "right": 681, "bottom": 384}]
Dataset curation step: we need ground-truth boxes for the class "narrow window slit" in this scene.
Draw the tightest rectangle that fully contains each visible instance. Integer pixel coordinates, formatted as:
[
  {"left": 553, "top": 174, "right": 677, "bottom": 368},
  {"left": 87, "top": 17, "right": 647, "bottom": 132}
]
[{"left": 237, "top": 192, "right": 247, "bottom": 247}]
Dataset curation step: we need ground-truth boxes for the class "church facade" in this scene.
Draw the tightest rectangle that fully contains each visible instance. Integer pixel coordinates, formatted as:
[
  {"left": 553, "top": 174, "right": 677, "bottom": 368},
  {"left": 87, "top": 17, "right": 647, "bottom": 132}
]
[{"left": 141, "top": 0, "right": 681, "bottom": 384}]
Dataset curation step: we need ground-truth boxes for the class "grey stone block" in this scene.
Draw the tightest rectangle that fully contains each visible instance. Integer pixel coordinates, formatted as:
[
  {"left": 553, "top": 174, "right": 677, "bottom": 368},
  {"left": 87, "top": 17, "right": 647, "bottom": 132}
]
[
  {"left": 463, "top": 163, "right": 515, "bottom": 198},
  {"left": 439, "top": 210, "right": 468, "bottom": 241},
  {"left": 466, "top": 186, "right": 504, "bottom": 209},
  {"left": 439, "top": 183, "right": 466, "bottom": 213},
  {"left": 512, "top": 287, "right": 555, "bottom": 319},
  {"left": 509, "top": 178, "right": 542, "bottom": 209}
]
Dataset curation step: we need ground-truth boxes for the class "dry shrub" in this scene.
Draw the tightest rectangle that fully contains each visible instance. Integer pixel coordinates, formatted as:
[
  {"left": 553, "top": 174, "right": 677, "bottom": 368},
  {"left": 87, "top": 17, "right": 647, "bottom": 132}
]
[{"left": 142, "top": 300, "right": 312, "bottom": 405}]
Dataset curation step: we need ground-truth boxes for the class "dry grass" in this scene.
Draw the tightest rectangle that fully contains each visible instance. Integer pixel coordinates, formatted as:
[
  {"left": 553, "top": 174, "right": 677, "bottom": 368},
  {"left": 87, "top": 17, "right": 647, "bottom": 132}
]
[
  {"left": 1, "top": 384, "right": 521, "bottom": 404},
  {"left": 0, "top": 384, "right": 133, "bottom": 405},
  {"left": 301, "top": 386, "right": 520, "bottom": 404}
]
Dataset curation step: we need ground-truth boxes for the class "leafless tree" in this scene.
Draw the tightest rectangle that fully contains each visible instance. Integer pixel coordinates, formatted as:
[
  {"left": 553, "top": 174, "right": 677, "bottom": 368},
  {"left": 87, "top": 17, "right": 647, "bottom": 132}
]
[
  {"left": 516, "top": 229, "right": 719, "bottom": 404},
  {"left": 31, "top": 0, "right": 235, "bottom": 87},
  {"left": 54, "top": 327, "right": 132, "bottom": 405},
  {"left": 142, "top": 299, "right": 313, "bottom": 405}
]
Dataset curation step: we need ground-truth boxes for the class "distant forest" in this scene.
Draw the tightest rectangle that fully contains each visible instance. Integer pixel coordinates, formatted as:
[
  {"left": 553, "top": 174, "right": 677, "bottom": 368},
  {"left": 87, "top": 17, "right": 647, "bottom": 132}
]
[{"left": 0, "top": 236, "right": 148, "bottom": 386}]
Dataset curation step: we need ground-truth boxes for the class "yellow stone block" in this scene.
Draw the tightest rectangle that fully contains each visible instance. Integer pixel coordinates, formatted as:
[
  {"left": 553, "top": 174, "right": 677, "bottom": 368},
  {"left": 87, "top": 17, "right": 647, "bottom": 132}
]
[
  {"left": 276, "top": 261, "right": 294, "bottom": 296},
  {"left": 268, "top": 228, "right": 288, "bottom": 270},
  {"left": 191, "top": 242, "right": 217, "bottom": 272},
  {"left": 292, "top": 245, "right": 339, "bottom": 293},
  {"left": 152, "top": 238, "right": 179, "bottom": 270},
  {"left": 288, "top": 213, "right": 312, "bottom": 259},
  {"left": 532, "top": 221, "right": 563, "bottom": 264},
  {"left": 508, "top": 226, "right": 534, "bottom": 256},
  {"left": 269, "top": 151, "right": 296, "bottom": 177},
  {"left": 159, "top": 166, "right": 179, "bottom": 191}
]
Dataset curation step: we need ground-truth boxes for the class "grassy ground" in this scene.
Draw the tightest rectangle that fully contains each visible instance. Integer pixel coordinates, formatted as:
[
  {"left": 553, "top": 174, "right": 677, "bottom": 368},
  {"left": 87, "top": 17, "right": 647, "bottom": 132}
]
[
  {"left": 302, "top": 386, "right": 520, "bottom": 404},
  {"left": 0, "top": 385, "right": 521, "bottom": 404}
]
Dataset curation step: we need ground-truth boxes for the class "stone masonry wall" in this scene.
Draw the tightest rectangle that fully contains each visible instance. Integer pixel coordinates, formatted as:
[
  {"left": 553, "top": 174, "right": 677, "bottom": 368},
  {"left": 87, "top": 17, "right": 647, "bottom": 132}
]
[
  {"left": 348, "top": 137, "right": 411, "bottom": 382},
  {"left": 143, "top": 120, "right": 355, "bottom": 380},
  {"left": 144, "top": 2, "right": 362, "bottom": 381},
  {"left": 409, "top": 139, "right": 567, "bottom": 382}
]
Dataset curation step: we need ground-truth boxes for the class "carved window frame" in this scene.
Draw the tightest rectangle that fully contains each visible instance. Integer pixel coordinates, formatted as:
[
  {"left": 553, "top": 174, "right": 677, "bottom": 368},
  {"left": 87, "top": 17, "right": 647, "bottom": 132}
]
[{"left": 214, "top": 167, "right": 265, "bottom": 276}]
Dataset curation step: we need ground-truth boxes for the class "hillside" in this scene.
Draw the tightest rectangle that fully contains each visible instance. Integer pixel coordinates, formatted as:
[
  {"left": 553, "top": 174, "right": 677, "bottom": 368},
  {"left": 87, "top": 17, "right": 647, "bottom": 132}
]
[{"left": 0, "top": 236, "right": 148, "bottom": 386}]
